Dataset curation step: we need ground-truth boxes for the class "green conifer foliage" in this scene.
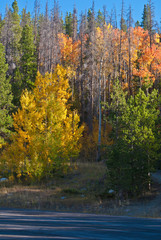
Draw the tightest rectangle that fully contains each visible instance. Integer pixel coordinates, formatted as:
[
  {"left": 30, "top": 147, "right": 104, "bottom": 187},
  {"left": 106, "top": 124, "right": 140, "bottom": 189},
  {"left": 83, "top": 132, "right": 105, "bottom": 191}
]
[
  {"left": 11, "top": 0, "right": 22, "bottom": 66},
  {"left": 108, "top": 79, "right": 127, "bottom": 141},
  {"left": 20, "top": 23, "right": 37, "bottom": 90},
  {"left": 1, "top": 0, "right": 22, "bottom": 77},
  {"left": 120, "top": 17, "right": 127, "bottom": 32},
  {"left": 141, "top": 4, "right": 151, "bottom": 31},
  {"left": 96, "top": 10, "right": 104, "bottom": 28},
  {"left": 12, "top": 8, "right": 37, "bottom": 106},
  {"left": 106, "top": 80, "right": 159, "bottom": 196},
  {"left": 0, "top": 43, "right": 13, "bottom": 146},
  {"left": 65, "top": 12, "right": 73, "bottom": 37},
  {"left": 2, "top": 0, "right": 22, "bottom": 107}
]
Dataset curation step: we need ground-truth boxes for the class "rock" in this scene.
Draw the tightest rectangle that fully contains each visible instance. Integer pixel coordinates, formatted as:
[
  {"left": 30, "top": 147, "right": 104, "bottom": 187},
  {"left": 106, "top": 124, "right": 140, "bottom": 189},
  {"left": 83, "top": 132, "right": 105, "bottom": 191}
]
[
  {"left": 0, "top": 178, "right": 8, "bottom": 182},
  {"left": 108, "top": 189, "right": 114, "bottom": 194},
  {"left": 61, "top": 196, "right": 66, "bottom": 200}
]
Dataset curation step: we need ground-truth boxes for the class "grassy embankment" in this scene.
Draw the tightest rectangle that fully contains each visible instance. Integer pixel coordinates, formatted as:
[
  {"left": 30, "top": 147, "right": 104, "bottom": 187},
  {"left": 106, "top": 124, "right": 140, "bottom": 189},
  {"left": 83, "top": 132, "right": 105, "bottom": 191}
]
[{"left": 0, "top": 162, "right": 159, "bottom": 217}]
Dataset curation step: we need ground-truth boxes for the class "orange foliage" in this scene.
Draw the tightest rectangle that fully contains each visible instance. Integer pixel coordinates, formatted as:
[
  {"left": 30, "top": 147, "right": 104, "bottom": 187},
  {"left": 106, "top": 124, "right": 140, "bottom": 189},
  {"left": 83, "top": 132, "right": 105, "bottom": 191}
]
[
  {"left": 80, "top": 118, "right": 113, "bottom": 161},
  {"left": 58, "top": 33, "right": 80, "bottom": 68},
  {"left": 57, "top": 25, "right": 161, "bottom": 92}
]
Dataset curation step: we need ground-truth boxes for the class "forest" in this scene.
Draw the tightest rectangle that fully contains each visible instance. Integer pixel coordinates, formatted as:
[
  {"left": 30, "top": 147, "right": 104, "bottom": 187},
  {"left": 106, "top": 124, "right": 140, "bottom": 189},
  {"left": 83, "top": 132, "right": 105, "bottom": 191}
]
[{"left": 0, "top": 0, "right": 161, "bottom": 198}]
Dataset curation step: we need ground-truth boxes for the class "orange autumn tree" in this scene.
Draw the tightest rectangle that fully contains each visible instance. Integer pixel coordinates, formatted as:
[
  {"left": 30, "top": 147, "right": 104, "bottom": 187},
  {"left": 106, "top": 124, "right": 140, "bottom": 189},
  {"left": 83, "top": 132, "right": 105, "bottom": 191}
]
[
  {"left": 58, "top": 33, "right": 81, "bottom": 113},
  {"left": 132, "top": 27, "right": 161, "bottom": 90},
  {"left": 58, "top": 33, "right": 80, "bottom": 69},
  {"left": 1, "top": 65, "right": 84, "bottom": 180}
]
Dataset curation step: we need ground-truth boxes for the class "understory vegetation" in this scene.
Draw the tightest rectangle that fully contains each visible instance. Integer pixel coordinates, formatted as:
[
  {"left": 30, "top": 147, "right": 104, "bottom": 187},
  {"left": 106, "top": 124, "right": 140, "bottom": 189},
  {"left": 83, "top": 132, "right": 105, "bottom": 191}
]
[{"left": 0, "top": 0, "right": 161, "bottom": 203}]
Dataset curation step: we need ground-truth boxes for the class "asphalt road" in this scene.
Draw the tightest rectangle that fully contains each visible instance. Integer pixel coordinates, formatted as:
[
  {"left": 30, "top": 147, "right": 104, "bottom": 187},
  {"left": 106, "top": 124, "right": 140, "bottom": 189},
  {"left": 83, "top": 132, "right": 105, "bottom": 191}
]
[{"left": 0, "top": 209, "right": 161, "bottom": 239}]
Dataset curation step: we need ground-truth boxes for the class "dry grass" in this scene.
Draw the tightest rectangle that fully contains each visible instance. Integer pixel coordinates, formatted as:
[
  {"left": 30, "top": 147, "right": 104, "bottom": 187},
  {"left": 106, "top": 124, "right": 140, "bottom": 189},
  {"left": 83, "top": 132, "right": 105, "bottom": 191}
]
[
  {"left": 0, "top": 162, "right": 109, "bottom": 213},
  {"left": 0, "top": 162, "right": 160, "bottom": 217}
]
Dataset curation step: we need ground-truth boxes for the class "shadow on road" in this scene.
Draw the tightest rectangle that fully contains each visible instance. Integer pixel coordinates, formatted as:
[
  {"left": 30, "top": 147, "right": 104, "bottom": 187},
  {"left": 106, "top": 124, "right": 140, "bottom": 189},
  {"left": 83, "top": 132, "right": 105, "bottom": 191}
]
[{"left": 0, "top": 209, "right": 161, "bottom": 239}]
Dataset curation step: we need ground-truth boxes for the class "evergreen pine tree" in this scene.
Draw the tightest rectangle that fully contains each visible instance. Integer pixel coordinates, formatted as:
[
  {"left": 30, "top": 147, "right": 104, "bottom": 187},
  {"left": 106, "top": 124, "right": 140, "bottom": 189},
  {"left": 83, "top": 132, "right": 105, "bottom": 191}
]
[
  {"left": 0, "top": 43, "right": 13, "bottom": 146},
  {"left": 96, "top": 10, "right": 104, "bottom": 28},
  {"left": 10, "top": 0, "right": 22, "bottom": 69},
  {"left": 12, "top": 8, "right": 37, "bottom": 106},
  {"left": 135, "top": 20, "right": 140, "bottom": 27},
  {"left": 1, "top": 1, "right": 22, "bottom": 107},
  {"left": 65, "top": 12, "right": 73, "bottom": 37},
  {"left": 106, "top": 81, "right": 159, "bottom": 197},
  {"left": 20, "top": 22, "right": 37, "bottom": 90},
  {"left": 141, "top": 4, "right": 148, "bottom": 30},
  {"left": 108, "top": 79, "right": 127, "bottom": 141}
]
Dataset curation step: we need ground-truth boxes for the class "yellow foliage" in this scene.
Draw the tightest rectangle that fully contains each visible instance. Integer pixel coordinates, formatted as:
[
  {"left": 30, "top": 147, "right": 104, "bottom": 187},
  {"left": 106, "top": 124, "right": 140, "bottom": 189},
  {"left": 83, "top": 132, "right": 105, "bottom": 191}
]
[
  {"left": 155, "top": 33, "right": 160, "bottom": 44},
  {"left": 1, "top": 65, "right": 84, "bottom": 180},
  {"left": 81, "top": 118, "right": 113, "bottom": 161},
  {"left": 107, "top": 23, "right": 113, "bottom": 30}
]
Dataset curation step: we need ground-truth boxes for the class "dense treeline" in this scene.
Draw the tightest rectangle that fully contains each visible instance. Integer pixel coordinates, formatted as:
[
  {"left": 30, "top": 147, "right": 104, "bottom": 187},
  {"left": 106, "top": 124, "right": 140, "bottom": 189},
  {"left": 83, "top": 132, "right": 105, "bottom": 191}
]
[{"left": 0, "top": 0, "right": 161, "bottom": 197}]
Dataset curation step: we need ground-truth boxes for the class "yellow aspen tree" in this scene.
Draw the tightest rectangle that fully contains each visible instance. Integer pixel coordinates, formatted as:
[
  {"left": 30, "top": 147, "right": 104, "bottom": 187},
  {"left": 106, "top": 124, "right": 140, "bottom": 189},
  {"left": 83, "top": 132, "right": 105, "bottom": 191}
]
[{"left": 1, "top": 65, "right": 83, "bottom": 180}]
